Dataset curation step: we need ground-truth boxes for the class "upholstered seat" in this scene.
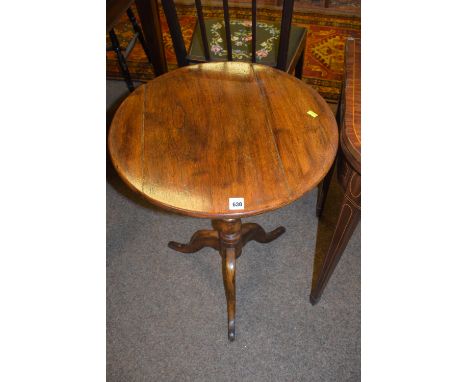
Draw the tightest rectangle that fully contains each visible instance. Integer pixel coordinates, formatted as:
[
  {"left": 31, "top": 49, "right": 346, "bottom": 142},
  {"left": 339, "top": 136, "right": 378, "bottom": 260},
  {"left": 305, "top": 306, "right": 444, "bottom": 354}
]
[{"left": 188, "top": 19, "right": 307, "bottom": 70}]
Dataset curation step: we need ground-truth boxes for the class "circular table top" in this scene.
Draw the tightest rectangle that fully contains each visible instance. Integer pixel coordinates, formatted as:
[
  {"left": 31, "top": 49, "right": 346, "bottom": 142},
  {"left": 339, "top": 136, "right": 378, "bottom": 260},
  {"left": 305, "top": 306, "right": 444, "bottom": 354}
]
[{"left": 109, "top": 62, "right": 338, "bottom": 218}]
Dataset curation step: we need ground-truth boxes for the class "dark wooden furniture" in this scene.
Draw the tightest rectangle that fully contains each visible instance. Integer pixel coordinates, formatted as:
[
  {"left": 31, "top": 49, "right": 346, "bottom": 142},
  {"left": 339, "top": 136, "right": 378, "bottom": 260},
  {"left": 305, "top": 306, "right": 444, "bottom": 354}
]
[
  {"left": 108, "top": 62, "right": 338, "bottom": 341},
  {"left": 108, "top": 8, "right": 153, "bottom": 91},
  {"left": 161, "top": 0, "right": 307, "bottom": 77},
  {"left": 310, "top": 37, "right": 360, "bottom": 304},
  {"left": 107, "top": 0, "right": 168, "bottom": 76}
]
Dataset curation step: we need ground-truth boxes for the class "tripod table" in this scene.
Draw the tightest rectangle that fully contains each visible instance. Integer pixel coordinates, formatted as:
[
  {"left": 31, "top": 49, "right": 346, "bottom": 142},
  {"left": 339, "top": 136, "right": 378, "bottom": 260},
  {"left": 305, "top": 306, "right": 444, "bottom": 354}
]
[{"left": 108, "top": 62, "right": 338, "bottom": 341}]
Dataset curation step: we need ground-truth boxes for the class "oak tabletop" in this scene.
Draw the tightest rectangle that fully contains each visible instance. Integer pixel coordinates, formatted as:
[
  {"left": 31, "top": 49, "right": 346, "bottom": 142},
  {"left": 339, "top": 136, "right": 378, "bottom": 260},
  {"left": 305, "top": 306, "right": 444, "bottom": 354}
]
[{"left": 108, "top": 62, "right": 338, "bottom": 218}]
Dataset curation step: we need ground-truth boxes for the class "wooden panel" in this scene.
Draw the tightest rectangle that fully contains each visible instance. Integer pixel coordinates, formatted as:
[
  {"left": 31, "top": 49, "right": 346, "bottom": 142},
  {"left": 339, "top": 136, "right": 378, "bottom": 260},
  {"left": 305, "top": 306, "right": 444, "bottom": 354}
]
[
  {"left": 135, "top": 0, "right": 168, "bottom": 75},
  {"left": 340, "top": 37, "right": 361, "bottom": 173}
]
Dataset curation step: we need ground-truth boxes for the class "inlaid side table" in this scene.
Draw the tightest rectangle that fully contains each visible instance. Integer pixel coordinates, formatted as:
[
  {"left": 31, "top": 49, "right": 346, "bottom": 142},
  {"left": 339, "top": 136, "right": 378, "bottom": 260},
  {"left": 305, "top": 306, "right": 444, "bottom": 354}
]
[
  {"left": 108, "top": 62, "right": 338, "bottom": 341},
  {"left": 310, "top": 38, "right": 361, "bottom": 304}
]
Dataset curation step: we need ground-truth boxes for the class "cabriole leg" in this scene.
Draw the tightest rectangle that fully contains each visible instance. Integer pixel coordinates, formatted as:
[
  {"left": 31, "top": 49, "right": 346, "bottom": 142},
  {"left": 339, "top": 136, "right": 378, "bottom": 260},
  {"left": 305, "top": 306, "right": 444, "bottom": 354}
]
[{"left": 212, "top": 219, "right": 242, "bottom": 341}]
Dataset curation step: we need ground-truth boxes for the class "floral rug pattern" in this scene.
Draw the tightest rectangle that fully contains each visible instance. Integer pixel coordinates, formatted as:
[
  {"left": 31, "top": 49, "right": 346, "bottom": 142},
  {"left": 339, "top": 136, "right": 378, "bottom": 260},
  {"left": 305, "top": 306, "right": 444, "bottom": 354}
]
[{"left": 208, "top": 20, "right": 280, "bottom": 61}]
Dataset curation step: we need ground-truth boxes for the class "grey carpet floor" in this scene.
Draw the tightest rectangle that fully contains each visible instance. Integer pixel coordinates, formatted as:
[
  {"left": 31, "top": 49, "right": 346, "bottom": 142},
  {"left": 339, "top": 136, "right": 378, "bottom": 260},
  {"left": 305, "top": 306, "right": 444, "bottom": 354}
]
[{"left": 107, "top": 80, "right": 360, "bottom": 381}]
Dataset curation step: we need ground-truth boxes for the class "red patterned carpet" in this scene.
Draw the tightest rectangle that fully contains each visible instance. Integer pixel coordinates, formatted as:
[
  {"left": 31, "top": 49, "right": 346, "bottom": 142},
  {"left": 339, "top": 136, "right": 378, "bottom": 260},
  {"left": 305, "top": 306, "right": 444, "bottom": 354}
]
[{"left": 106, "top": 4, "right": 360, "bottom": 102}]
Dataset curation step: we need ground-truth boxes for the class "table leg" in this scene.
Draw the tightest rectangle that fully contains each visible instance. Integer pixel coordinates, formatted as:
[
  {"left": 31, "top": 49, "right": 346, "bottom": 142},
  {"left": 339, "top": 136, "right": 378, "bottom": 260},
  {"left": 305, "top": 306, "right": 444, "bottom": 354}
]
[
  {"left": 168, "top": 230, "right": 219, "bottom": 252},
  {"left": 316, "top": 161, "right": 335, "bottom": 218},
  {"left": 135, "top": 0, "right": 168, "bottom": 76},
  {"left": 310, "top": 171, "right": 360, "bottom": 305},
  {"left": 168, "top": 219, "right": 285, "bottom": 341},
  {"left": 294, "top": 49, "right": 305, "bottom": 80},
  {"left": 212, "top": 219, "right": 242, "bottom": 341}
]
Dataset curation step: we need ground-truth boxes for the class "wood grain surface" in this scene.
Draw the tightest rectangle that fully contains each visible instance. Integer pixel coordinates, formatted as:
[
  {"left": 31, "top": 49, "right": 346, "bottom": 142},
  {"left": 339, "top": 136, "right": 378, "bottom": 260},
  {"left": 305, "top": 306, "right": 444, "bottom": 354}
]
[
  {"left": 310, "top": 38, "right": 361, "bottom": 305},
  {"left": 109, "top": 62, "right": 338, "bottom": 218},
  {"left": 341, "top": 38, "right": 361, "bottom": 173}
]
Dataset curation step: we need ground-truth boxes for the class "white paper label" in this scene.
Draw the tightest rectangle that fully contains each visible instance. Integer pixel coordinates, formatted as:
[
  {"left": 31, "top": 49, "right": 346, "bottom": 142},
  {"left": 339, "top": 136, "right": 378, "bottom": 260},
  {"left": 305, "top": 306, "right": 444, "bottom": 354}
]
[{"left": 229, "top": 198, "right": 245, "bottom": 210}]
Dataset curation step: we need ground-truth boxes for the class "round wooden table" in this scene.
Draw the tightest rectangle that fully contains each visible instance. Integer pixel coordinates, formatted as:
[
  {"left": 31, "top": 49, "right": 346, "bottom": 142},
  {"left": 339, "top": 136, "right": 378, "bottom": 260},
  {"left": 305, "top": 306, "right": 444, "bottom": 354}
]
[{"left": 108, "top": 62, "right": 338, "bottom": 341}]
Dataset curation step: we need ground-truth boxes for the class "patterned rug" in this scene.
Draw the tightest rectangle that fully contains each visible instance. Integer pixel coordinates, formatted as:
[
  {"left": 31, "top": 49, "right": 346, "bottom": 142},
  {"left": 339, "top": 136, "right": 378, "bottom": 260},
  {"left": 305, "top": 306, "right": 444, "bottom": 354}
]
[{"left": 106, "top": 4, "right": 360, "bottom": 102}]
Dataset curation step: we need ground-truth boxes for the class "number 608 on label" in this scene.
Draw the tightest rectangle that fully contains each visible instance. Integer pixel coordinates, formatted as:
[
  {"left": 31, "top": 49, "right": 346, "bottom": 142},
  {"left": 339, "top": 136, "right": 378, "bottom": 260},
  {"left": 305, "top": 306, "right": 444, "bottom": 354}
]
[{"left": 229, "top": 197, "right": 245, "bottom": 210}]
